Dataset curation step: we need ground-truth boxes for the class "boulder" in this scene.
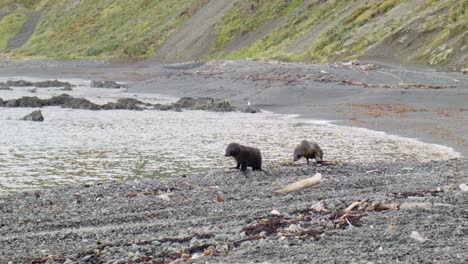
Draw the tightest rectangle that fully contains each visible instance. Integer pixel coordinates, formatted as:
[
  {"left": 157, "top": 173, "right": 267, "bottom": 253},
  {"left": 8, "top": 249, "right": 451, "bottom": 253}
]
[
  {"left": 18, "top": 96, "right": 44, "bottom": 107},
  {"left": 63, "top": 98, "right": 100, "bottom": 110},
  {"left": 91, "top": 80, "right": 123, "bottom": 88},
  {"left": 101, "top": 98, "right": 144, "bottom": 110},
  {"left": 242, "top": 106, "right": 261, "bottom": 113},
  {"left": 0, "top": 86, "right": 12, "bottom": 90},
  {"left": 0, "top": 98, "right": 4, "bottom": 107},
  {"left": 34, "top": 80, "right": 72, "bottom": 88},
  {"left": 172, "top": 97, "right": 235, "bottom": 112},
  {"left": 6, "top": 80, "right": 34, "bottom": 87},
  {"left": 5, "top": 99, "right": 19, "bottom": 107},
  {"left": 22, "top": 110, "right": 44, "bottom": 121},
  {"left": 44, "top": 94, "right": 73, "bottom": 106}
]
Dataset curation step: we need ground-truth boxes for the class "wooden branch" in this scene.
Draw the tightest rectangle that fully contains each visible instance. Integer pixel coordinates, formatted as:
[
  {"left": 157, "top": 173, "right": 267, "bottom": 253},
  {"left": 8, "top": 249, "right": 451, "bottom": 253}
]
[{"left": 274, "top": 173, "right": 322, "bottom": 194}]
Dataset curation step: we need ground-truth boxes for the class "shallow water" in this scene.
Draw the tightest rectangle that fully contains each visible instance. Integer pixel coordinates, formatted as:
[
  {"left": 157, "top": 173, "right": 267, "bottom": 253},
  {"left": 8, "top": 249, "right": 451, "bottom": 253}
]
[{"left": 0, "top": 78, "right": 460, "bottom": 193}]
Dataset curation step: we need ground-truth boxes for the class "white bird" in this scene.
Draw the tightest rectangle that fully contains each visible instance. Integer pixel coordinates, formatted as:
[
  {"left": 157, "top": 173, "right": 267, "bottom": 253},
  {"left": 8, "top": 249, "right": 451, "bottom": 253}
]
[{"left": 247, "top": 100, "right": 251, "bottom": 106}]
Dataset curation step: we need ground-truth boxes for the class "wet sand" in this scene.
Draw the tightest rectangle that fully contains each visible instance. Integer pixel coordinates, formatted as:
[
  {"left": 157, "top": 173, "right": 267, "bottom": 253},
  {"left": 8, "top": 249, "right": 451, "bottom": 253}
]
[{"left": 1, "top": 58, "right": 466, "bottom": 156}]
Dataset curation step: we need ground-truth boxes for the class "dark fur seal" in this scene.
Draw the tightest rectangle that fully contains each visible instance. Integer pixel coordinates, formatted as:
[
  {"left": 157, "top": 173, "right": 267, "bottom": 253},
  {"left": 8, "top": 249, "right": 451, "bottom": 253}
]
[
  {"left": 293, "top": 140, "right": 323, "bottom": 164},
  {"left": 225, "top": 143, "right": 262, "bottom": 171}
]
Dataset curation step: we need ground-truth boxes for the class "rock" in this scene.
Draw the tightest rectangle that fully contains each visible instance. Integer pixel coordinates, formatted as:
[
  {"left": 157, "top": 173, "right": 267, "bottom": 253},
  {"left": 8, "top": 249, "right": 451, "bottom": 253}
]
[
  {"left": 6, "top": 80, "right": 34, "bottom": 87},
  {"left": 27, "top": 88, "right": 37, "bottom": 93},
  {"left": 0, "top": 86, "right": 12, "bottom": 90},
  {"left": 62, "top": 86, "right": 73, "bottom": 91},
  {"left": 214, "top": 234, "right": 228, "bottom": 242},
  {"left": 34, "top": 80, "right": 72, "bottom": 88},
  {"left": 5, "top": 99, "right": 19, "bottom": 107},
  {"left": 360, "top": 64, "right": 378, "bottom": 71},
  {"left": 22, "top": 110, "right": 44, "bottom": 121},
  {"left": 173, "top": 97, "right": 234, "bottom": 112},
  {"left": 63, "top": 98, "right": 100, "bottom": 110},
  {"left": 409, "top": 231, "right": 430, "bottom": 243},
  {"left": 91, "top": 80, "right": 123, "bottom": 88},
  {"left": 462, "top": 68, "right": 467, "bottom": 74},
  {"left": 18, "top": 96, "right": 44, "bottom": 107},
  {"left": 156, "top": 104, "right": 173, "bottom": 111},
  {"left": 269, "top": 209, "right": 281, "bottom": 216},
  {"left": 44, "top": 94, "right": 73, "bottom": 106},
  {"left": 459, "top": 184, "right": 468, "bottom": 192},
  {"left": 101, "top": 98, "right": 144, "bottom": 110},
  {"left": 242, "top": 106, "right": 260, "bottom": 113}
]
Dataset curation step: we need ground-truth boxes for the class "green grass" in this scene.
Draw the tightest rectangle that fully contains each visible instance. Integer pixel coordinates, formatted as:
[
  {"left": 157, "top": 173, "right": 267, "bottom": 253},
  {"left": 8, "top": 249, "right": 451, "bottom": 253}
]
[
  {"left": 0, "top": 12, "right": 27, "bottom": 51},
  {"left": 211, "top": 0, "right": 305, "bottom": 53},
  {"left": 305, "top": 0, "right": 400, "bottom": 62},
  {"left": 9, "top": 0, "right": 208, "bottom": 60},
  {"left": 225, "top": 0, "right": 348, "bottom": 60}
]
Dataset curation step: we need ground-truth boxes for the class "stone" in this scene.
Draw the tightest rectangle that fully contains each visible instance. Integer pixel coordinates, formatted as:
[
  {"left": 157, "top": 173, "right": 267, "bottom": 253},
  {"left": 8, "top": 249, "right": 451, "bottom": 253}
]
[
  {"left": 6, "top": 80, "right": 34, "bottom": 87},
  {"left": 22, "top": 110, "right": 44, "bottom": 121},
  {"left": 242, "top": 106, "right": 260, "bottom": 113},
  {"left": 18, "top": 96, "right": 43, "bottom": 107},
  {"left": 34, "top": 80, "right": 72, "bottom": 88},
  {"left": 91, "top": 80, "right": 123, "bottom": 88}
]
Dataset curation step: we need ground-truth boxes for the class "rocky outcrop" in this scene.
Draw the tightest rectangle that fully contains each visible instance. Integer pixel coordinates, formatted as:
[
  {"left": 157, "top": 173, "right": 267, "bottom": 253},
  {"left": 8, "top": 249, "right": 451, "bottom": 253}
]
[
  {"left": 171, "top": 97, "right": 235, "bottom": 112},
  {"left": 242, "top": 106, "right": 261, "bottom": 114},
  {"left": 62, "top": 98, "right": 100, "bottom": 110},
  {"left": 18, "top": 96, "right": 43, "bottom": 107},
  {"left": 2, "top": 80, "right": 72, "bottom": 88},
  {"left": 5, "top": 80, "right": 34, "bottom": 87},
  {"left": 34, "top": 80, "right": 72, "bottom": 88},
  {"left": 0, "top": 95, "right": 242, "bottom": 113},
  {"left": 91, "top": 80, "right": 124, "bottom": 89},
  {"left": 21, "top": 110, "right": 44, "bottom": 122},
  {"left": 101, "top": 98, "right": 144, "bottom": 110}
]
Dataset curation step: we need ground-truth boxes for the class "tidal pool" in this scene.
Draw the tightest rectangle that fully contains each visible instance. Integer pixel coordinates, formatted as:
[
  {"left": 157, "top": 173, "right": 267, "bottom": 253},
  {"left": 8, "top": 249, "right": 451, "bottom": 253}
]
[{"left": 0, "top": 78, "right": 460, "bottom": 193}]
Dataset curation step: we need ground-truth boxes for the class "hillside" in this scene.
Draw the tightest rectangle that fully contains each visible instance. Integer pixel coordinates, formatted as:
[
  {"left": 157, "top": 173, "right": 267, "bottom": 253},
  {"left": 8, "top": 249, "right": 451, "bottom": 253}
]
[{"left": 0, "top": 0, "right": 466, "bottom": 70}]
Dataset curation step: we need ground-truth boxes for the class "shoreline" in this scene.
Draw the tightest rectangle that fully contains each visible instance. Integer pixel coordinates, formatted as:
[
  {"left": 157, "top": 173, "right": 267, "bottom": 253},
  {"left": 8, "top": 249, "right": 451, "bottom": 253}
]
[
  {"left": 1, "top": 58, "right": 467, "bottom": 156},
  {"left": 0, "top": 59, "right": 467, "bottom": 262}
]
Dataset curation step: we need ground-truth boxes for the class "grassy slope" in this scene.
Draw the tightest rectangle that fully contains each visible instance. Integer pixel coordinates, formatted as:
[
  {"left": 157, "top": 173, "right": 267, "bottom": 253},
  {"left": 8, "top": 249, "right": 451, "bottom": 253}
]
[
  {"left": 0, "top": 12, "right": 27, "bottom": 51},
  {"left": 6, "top": 0, "right": 209, "bottom": 60},
  {"left": 0, "top": 0, "right": 466, "bottom": 68},
  {"left": 215, "top": 0, "right": 466, "bottom": 68}
]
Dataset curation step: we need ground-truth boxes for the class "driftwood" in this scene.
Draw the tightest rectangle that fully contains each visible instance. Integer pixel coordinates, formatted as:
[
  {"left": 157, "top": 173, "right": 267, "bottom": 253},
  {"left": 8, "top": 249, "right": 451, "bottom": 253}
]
[{"left": 274, "top": 173, "right": 322, "bottom": 194}]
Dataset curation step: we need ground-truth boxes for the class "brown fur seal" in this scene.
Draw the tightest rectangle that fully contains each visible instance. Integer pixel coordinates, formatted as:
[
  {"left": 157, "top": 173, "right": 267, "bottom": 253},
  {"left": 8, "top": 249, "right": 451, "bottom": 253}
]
[
  {"left": 225, "top": 143, "right": 262, "bottom": 171},
  {"left": 293, "top": 140, "right": 323, "bottom": 164}
]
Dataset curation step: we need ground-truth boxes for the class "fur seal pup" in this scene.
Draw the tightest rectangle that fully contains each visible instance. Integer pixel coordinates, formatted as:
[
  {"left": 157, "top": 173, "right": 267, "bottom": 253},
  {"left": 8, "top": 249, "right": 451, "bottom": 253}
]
[
  {"left": 293, "top": 140, "right": 323, "bottom": 164},
  {"left": 225, "top": 143, "right": 262, "bottom": 171}
]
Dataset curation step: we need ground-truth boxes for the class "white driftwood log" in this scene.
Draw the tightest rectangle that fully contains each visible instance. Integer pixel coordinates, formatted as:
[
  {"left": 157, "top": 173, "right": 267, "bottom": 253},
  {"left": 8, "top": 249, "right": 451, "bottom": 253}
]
[{"left": 274, "top": 173, "right": 322, "bottom": 194}]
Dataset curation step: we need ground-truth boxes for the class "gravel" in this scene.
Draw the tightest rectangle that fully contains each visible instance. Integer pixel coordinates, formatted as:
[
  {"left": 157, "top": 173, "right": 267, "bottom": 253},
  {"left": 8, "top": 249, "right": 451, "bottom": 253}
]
[{"left": 1, "top": 158, "right": 466, "bottom": 263}]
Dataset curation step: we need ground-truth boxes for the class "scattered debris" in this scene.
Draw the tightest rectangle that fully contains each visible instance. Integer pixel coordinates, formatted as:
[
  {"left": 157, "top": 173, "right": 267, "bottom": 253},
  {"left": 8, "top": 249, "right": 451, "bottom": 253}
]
[
  {"left": 274, "top": 173, "right": 322, "bottom": 194},
  {"left": 157, "top": 192, "right": 174, "bottom": 201},
  {"left": 269, "top": 210, "right": 281, "bottom": 216},
  {"left": 459, "top": 184, "right": 468, "bottom": 192},
  {"left": 409, "top": 231, "right": 430, "bottom": 243}
]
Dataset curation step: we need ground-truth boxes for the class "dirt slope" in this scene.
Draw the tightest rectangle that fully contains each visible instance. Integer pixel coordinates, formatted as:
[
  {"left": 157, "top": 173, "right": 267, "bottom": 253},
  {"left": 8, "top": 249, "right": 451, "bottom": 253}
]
[
  {"left": 153, "top": 0, "right": 237, "bottom": 62},
  {"left": 6, "top": 10, "right": 42, "bottom": 50}
]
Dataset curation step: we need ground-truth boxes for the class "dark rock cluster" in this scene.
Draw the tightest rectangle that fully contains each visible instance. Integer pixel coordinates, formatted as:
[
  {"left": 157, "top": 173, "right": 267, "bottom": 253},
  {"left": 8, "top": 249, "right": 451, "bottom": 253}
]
[
  {"left": 0, "top": 79, "right": 72, "bottom": 88},
  {"left": 0, "top": 95, "right": 244, "bottom": 113},
  {"left": 91, "top": 80, "right": 125, "bottom": 89}
]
